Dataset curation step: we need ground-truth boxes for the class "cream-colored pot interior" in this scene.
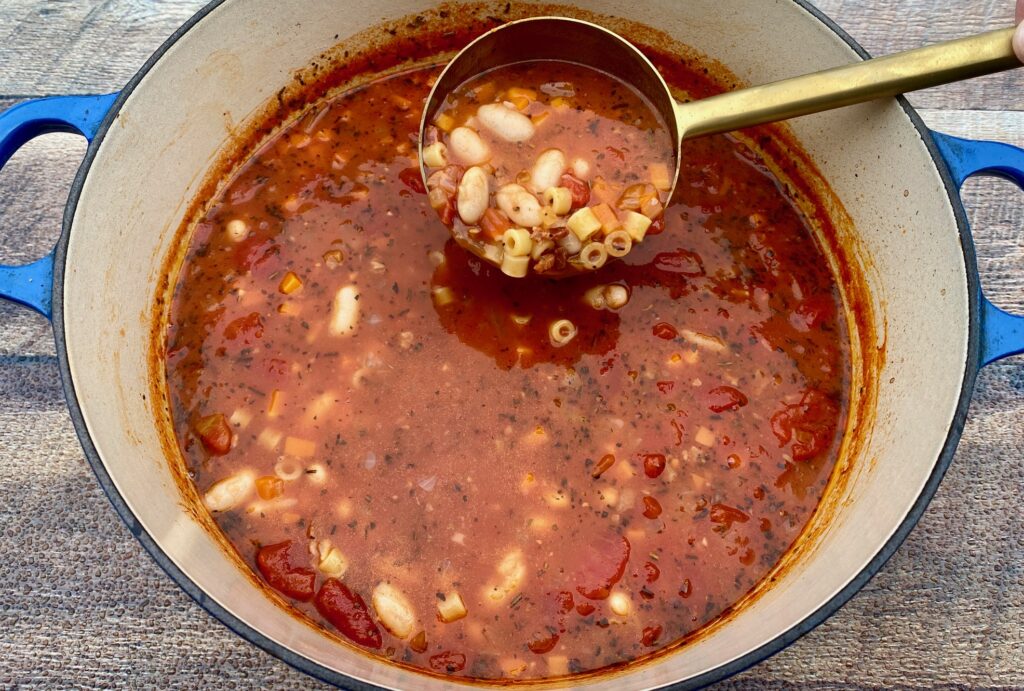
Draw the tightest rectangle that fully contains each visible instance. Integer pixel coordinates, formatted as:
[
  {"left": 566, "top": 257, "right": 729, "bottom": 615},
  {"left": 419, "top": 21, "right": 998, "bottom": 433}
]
[{"left": 60, "top": 0, "right": 969, "bottom": 688}]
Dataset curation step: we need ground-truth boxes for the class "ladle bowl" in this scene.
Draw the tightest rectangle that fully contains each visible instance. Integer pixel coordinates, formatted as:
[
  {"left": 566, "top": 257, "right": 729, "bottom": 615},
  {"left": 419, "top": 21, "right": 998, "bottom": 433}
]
[{"left": 420, "top": 16, "right": 1020, "bottom": 274}]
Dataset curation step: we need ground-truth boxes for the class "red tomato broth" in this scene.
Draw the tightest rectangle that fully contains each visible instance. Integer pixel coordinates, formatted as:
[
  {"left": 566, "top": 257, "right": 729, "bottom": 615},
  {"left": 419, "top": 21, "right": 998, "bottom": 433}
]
[{"left": 164, "top": 59, "right": 849, "bottom": 684}]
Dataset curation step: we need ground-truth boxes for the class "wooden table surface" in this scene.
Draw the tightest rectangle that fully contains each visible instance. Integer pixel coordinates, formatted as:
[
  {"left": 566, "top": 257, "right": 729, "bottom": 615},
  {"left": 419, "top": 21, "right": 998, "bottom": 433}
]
[{"left": 1, "top": 1, "right": 1022, "bottom": 688}]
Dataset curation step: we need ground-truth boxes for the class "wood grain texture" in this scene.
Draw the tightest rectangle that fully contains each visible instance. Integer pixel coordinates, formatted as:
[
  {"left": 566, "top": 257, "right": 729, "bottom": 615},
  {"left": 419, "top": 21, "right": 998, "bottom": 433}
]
[{"left": 0, "top": 2, "right": 1021, "bottom": 689}]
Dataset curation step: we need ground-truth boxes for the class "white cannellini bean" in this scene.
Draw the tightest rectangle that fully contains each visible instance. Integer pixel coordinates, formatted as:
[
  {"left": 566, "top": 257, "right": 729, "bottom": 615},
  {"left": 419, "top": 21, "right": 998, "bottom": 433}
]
[
  {"left": 495, "top": 184, "right": 542, "bottom": 228},
  {"left": 204, "top": 470, "right": 255, "bottom": 512},
  {"left": 329, "top": 285, "right": 360, "bottom": 336},
  {"left": 572, "top": 157, "right": 592, "bottom": 179},
  {"left": 448, "top": 126, "right": 491, "bottom": 165},
  {"left": 457, "top": 166, "right": 490, "bottom": 225},
  {"left": 372, "top": 582, "right": 416, "bottom": 638},
  {"left": 530, "top": 149, "right": 567, "bottom": 193},
  {"left": 485, "top": 549, "right": 526, "bottom": 602},
  {"left": 225, "top": 219, "right": 249, "bottom": 242},
  {"left": 609, "top": 591, "right": 631, "bottom": 616},
  {"left": 477, "top": 103, "right": 536, "bottom": 143}
]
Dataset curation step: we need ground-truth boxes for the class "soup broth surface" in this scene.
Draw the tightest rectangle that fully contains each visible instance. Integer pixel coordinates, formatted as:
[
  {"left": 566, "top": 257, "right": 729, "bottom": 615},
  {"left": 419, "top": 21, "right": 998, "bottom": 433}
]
[{"left": 165, "top": 61, "right": 849, "bottom": 681}]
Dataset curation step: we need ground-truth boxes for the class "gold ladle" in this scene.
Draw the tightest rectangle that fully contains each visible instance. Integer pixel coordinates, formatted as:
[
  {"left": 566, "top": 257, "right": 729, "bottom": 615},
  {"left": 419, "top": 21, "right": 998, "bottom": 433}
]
[{"left": 420, "top": 17, "right": 1021, "bottom": 274}]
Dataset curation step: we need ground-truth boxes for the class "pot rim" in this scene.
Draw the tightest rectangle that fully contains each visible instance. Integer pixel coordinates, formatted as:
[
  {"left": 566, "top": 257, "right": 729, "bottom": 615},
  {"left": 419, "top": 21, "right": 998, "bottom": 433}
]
[{"left": 49, "top": 0, "right": 982, "bottom": 688}]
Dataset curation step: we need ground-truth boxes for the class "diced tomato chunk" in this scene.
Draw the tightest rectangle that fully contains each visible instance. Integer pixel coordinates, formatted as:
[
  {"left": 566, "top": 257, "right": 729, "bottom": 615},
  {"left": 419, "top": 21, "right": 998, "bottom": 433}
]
[
  {"left": 438, "top": 195, "right": 457, "bottom": 226},
  {"left": 652, "top": 322, "right": 678, "bottom": 340},
  {"left": 574, "top": 533, "right": 631, "bottom": 600},
  {"left": 314, "top": 578, "right": 383, "bottom": 648},
  {"left": 224, "top": 312, "right": 264, "bottom": 344},
  {"left": 195, "top": 413, "right": 232, "bottom": 455},
  {"left": 555, "top": 590, "right": 575, "bottom": 614},
  {"left": 707, "top": 385, "right": 749, "bottom": 413},
  {"left": 429, "top": 651, "right": 467, "bottom": 674},
  {"left": 790, "top": 294, "right": 835, "bottom": 332},
  {"left": 709, "top": 503, "right": 751, "bottom": 529},
  {"left": 256, "top": 541, "right": 316, "bottom": 601},
  {"left": 560, "top": 173, "right": 591, "bottom": 209},
  {"left": 679, "top": 578, "right": 693, "bottom": 598},
  {"left": 527, "top": 629, "right": 560, "bottom": 654},
  {"left": 233, "top": 236, "right": 281, "bottom": 274},
  {"left": 770, "top": 388, "right": 839, "bottom": 461},
  {"left": 642, "top": 495, "right": 663, "bottom": 519},
  {"left": 643, "top": 561, "right": 661, "bottom": 583},
  {"left": 653, "top": 248, "right": 705, "bottom": 277},
  {"left": 642, "top": 453, "right": 666, "bottom": 479},
  {"left": 641, "top": 624, "right": 663, "bottom": 646},
  {"left": 398, "top": 167, "right": 427, "bottom": 194}
]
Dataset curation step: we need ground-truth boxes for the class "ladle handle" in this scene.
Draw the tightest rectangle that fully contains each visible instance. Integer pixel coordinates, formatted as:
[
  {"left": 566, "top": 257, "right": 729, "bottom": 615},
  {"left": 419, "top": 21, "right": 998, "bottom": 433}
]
[{"left": 675, "top": 27, "right": 1020, "bottom": 139}]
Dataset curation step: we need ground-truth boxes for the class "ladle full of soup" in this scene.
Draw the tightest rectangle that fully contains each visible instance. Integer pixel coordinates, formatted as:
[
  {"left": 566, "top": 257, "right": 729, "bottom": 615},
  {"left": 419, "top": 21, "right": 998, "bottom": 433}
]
[{"left": 420, "top": 16, "right": 1021, "bottom": 278}]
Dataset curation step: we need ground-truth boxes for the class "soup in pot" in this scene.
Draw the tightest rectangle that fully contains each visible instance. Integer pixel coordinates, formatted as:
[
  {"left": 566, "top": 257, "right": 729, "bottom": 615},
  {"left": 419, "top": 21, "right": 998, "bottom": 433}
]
[{"left": 163, "top": 54, "right": 849, "bottom": 681}]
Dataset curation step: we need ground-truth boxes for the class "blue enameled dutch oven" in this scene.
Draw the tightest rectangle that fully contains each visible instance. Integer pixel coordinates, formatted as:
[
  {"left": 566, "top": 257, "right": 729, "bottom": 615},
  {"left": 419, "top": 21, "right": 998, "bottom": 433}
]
[{"left": 0, "top": 0, "right": 1021, "bottom": 688}]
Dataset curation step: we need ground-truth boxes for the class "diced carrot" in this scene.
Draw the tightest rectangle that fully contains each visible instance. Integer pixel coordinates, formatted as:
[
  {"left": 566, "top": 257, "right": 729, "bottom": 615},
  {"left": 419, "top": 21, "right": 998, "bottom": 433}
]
[
  {"left": 590, "top": 176, "right": 615, "bottom": 205},
  {"left": 434, "top": 112, "right": 456, "bottom": 133},
  {"left": 480, "top": 208, "right": 513, "bottom": 241},
  {"left": 278, "top": 272, "right": 303, "bottom": 295},
  {"left": 473, "top": 82, "right": 496, "bottom": 103},
  {"left": 267, "top": 389, "right": 284, "bottom": 417},
  {"left": 322, "top": 249, "right": 344, "bottom": 266},
  {"left": 256, "top": 475, "right": 284, "bottom": 500},
  {"left": 507, "top": 87, "right": 538, "bottom": 101},
  {"left": 591, "top": 203, "right": 621, "bottom": 234},
  {"left": 508, "top": 95, "right": 530, "bottom": 111}
]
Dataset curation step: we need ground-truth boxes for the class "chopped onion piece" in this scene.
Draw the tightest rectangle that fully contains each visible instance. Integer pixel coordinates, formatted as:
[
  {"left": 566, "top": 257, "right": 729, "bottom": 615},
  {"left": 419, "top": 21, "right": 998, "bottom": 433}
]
[{"left": 437, "top": 591, "right": 468, "bottom": 623}]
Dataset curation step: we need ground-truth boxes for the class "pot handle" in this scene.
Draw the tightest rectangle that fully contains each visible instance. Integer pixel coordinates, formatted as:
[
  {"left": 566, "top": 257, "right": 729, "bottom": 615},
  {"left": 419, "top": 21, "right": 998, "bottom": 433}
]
[
  {"left": 0, "top": 93, "right": 119, "bottom": 319},
  {"left": 932, "top": 131, "right": 1024, "bottom": 367}
]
